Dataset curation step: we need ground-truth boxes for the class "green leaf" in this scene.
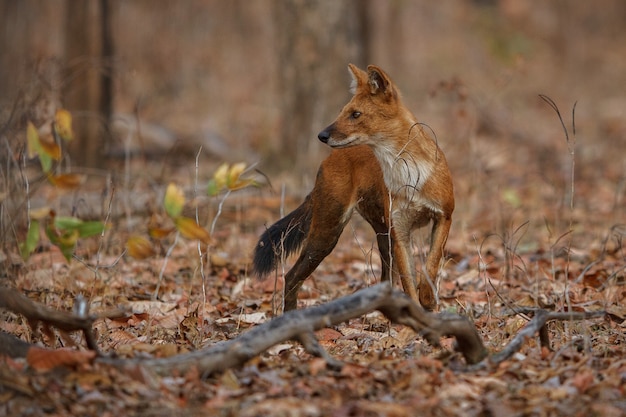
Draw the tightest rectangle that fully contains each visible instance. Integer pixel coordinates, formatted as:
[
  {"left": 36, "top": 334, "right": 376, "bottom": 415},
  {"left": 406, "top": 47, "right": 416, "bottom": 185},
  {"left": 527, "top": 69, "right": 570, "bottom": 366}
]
[
  {"left": 27, "top": 121, "right": 55, "bottom": 173},
  {"left": 57, "top": 239, "right": 76, "bottom": 261},
  {"left": 53, "top": 216, "right": 105, "bottom": 237},
  {"left": 502, "top": 188, "right": 521, "bottom": 208},
  {"left": 75, "top": 221, "right": 106, "bottom": 238},
  {"left": 206, "top": 179, "right": 220, "bottom": 196},
  {"left": 20, "top": 220, "right": 40, "bottom": 259},
  {"left": 54, "top": 216, "right": 85, "bottom": 230},
  {"left": 164, "top": 183, "right": 185, "bottom": 218},
  {"left": 46, "top": 226, "right": 79, "bottom": 262},
  {"left": 39, "top": 152, "right": 52, "bottom": 174}
]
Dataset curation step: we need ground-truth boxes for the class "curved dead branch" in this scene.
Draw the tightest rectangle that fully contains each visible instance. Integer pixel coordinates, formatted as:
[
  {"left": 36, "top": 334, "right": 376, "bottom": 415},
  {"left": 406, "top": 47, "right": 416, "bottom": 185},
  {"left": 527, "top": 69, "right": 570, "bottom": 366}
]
[
  {"left": 126, "top": 282, "right": 487, "bottom": 375},
  {"left": 0, "top": 284, "right": 607, "bottom": 377},
  {"left": 0, "top": 287, "right": 125, "bottom": 353}
]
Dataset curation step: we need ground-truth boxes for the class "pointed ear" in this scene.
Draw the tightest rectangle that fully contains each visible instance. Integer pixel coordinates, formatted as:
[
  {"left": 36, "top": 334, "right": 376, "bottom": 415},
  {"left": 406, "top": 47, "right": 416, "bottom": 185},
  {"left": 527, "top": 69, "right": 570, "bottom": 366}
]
[
  {"left": 367, "top": 65, "right": 396, "bottom": 99},
  {"left": 348, "top": 63, "right": 368, "bottom": 94}
]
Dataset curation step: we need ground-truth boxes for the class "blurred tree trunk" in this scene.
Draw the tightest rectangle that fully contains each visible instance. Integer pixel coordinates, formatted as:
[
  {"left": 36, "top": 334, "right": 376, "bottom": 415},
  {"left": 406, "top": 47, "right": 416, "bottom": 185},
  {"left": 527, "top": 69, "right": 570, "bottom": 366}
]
[
  {"left": 274, "top": 0, "right": 369, "bottom": 177},
  {"left": 64, "top": 0, "right": 114, "bottom": 168}
]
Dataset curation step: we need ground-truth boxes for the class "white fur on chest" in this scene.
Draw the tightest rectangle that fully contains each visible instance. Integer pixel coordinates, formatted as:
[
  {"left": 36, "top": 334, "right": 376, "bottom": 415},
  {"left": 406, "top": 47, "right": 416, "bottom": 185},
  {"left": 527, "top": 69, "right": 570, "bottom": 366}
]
[
  {"left": 371, "top": 139, "right": 443, "bottom": 229},
  {"left": 371, "top": 141, "right": 432, "bottom": 198}
]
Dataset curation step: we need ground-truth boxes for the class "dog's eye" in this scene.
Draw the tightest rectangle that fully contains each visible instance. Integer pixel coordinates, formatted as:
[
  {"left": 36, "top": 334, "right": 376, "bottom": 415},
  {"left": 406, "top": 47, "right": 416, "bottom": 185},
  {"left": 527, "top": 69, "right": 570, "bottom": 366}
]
[{"left": 351, "top": 111, "right": 361, "bottom": 119}]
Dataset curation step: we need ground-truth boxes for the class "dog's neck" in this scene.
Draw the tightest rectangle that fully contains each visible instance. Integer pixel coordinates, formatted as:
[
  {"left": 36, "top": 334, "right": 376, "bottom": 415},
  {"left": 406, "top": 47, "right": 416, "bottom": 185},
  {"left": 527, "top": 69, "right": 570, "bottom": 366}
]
[{"left": 369, "top": 116, "right": 436, "bottom": 202}]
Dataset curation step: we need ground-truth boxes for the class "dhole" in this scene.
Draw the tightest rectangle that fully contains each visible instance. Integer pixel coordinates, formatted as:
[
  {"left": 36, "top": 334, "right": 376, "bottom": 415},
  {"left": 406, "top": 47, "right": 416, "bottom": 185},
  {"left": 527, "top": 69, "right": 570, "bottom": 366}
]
[{"left": 253, "top": 64, "right": 454, "bottom": 311}]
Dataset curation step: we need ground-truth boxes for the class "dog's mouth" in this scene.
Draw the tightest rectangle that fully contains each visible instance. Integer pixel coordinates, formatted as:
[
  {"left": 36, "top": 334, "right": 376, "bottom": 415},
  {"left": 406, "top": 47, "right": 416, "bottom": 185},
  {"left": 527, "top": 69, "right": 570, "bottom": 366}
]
[{"left": 328, "top": 136, "right": 359, "bottom": 149}]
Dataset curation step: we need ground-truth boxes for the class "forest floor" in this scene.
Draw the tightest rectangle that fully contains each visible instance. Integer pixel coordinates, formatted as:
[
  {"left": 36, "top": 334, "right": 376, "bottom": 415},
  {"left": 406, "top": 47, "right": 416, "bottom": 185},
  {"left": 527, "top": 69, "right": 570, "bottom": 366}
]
[
  {"left": 1, "top": 157, "right": 624, "bottom": 416},
  {"left": 1, "top": 94, "right": 626, "bottom": 416}
]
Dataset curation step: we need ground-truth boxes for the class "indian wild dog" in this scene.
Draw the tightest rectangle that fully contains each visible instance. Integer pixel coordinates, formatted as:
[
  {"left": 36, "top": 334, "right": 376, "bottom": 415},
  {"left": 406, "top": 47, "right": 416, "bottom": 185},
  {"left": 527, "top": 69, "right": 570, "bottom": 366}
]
[{"left": 253, "top": 64, "right": 454, "bottom": 311}]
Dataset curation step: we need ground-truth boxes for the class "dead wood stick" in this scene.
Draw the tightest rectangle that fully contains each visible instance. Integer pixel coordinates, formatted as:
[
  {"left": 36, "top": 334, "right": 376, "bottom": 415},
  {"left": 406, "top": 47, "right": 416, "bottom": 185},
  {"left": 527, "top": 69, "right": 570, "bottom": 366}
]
[
  {"left": 296, "top": 331, "right": 344, "bottom": 370},
  {"left": 476, "top": 309, "right": 606, "bottom": 368},
  {"left": 0, "top": 287, "right": 124, "bottom": 353},
  {"left": 0, "top": 287, "right": 93, "bottom": 332},
  {"left": 127, "top": 282, "right": 487, "bottom": 376},
  {"left": 1, "top": 284, "right": 606, "bottom": 376},
  {"left": 0, "top": 331, "right": 31, "bottom": 358}
]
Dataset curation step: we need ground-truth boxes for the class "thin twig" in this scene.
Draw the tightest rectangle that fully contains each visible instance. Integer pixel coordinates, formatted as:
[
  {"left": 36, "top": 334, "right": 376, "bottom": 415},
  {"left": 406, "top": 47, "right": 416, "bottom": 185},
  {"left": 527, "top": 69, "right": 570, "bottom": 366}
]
[{"left": 153, "top": 231, "right": 179, "bottom": 300}]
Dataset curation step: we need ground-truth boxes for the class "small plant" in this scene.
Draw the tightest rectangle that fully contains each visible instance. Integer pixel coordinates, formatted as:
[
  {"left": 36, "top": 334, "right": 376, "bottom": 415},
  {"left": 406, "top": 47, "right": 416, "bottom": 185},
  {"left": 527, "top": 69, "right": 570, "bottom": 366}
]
[
  {"left": 26, "top": 109, "right": 84, "bottom": 188},
  {"left": 21, "top": 208, "right": 106, "bottom": 262},
  {"left": 123, "top": 161, "right": 258, "bottom": 300},
  {"left": 206, "top": 162, "right": 256, "bottom": 196},
  {"left": 126, "top": 162, "right": 257, "bottom": 259},
  {"left": 21, "top": 109, "right": 106, "bottom": 261},
  {"left": 163, "top": 182, "right": 212, "bottom": 243}
]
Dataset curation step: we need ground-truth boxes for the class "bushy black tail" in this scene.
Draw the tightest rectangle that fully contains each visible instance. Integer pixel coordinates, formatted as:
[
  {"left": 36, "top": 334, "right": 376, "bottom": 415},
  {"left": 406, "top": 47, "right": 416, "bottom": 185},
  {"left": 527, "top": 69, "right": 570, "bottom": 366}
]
[{"left": 253, "top": 195, "right": 312, "bottom": 277}]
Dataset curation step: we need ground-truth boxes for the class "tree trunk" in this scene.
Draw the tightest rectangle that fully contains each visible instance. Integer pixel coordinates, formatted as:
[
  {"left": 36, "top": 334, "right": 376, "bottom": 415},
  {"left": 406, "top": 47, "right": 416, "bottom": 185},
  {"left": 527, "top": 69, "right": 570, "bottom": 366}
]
[
  {"left": 273, "top": 0, "right": 369, "bottom": 176},
  {"left": 63, "top": 0, "right": 114, "bottom": 169}
]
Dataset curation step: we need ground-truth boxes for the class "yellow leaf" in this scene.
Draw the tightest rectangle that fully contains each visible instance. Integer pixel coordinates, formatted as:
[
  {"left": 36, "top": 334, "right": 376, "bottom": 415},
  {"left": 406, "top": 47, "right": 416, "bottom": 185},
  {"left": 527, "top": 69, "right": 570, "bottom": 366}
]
[
  {"left": 175, "top": 216, "right": 211, "bottom": 244},
  {"left": 212, "top": 163, "right": 230, "bottom": 189},
  {"left": 48, "top": 173, "right": 85, "bottom": 189},
  {"left": 39, "top": 135, "right": 61, "bottom": 160},
  {"left": 164, "top": 183, "right": 185, "bottom": 218},
  {"left": 30, "top": 207, "right": 51, "bottom": 220},
  {"left": 228, "top": 178, "right": 256, "bottom": 191},
  {"left": 148, "top": 226, "right": 174, "bottom": 239},
  {"left": 126, "top": 235, "right": 155, "bottom": 259},
  {"left": 227, "top": 162, "right": 247, "bottom": 187},
  {"left": 148, "top": 213, "right": 174, "bottom": 239},
  {"left": 26, "top": 121, "right": 40, "bottom": 158},
  {"left": 54, "top": 109, "right": 74, "bottom": 141}
]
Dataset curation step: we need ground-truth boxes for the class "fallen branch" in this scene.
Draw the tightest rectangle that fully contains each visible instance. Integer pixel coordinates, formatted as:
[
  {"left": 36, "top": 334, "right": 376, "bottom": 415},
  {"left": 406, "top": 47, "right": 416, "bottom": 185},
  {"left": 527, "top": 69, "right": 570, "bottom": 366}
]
[
  {"left": 483, "top": 309, "right": 606, "bottom": 367},
  {"left": 0, "top": 331, "right": 31, "bottom": 358},
  {"left": 0, "top": 287, "right": 125, "bottom": 353},
  {"left": 119, "top": 282, "right": 487, "bottom": 375},
  {"left": 0, "top": 284, "right": 607, "bottom": 377}
]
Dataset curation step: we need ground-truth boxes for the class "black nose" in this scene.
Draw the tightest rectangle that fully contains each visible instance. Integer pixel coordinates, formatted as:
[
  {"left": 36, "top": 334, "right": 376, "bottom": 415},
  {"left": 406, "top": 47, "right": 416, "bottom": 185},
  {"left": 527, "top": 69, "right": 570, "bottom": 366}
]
[{"left": 318, "top": 129, "right": 330, "bottom": 143}]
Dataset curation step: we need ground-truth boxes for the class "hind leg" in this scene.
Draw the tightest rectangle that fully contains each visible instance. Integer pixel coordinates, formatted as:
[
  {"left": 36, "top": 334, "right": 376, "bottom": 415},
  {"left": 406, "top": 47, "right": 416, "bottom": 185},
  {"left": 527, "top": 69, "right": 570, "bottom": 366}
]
[
  {"left": 375, "top": 231, "right": 392, "bottom": 283},
  {"left": 366, "top": 215, "right": 392, "bottom": 284},
  {"left": 284, "top": 242, "right": 337, "bottom": 311},
  {"left": 357, "top": 187, "right": 392, "bottom": 284},
  {"left": 283, "top": 201, "right": 351, "bottom": 311}
]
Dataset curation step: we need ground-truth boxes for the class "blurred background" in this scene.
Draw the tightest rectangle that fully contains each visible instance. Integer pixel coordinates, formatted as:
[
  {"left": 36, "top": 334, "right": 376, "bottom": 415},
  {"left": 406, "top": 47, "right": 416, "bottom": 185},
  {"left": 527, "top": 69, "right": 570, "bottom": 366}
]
[{"left": 1, "top": 0, "right": 625, "bottom": 250}]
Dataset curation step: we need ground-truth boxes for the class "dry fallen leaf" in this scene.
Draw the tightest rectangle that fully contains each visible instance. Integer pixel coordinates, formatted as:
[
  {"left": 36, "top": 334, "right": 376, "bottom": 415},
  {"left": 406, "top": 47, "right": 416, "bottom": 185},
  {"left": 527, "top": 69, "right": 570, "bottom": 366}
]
[
  {"left": 126, "top": 300, "right": 177, "bottom": 315},
  {"left": 126, "top": 234, "right": 156, "bottom": 259},
  {"left": 27, "top": 347, "right": 96, "bottom": 371}
]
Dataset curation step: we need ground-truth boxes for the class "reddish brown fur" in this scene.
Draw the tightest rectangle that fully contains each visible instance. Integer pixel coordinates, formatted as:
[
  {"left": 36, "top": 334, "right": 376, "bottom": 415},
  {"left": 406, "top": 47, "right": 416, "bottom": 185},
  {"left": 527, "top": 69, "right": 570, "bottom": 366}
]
[{"left": 254, "top": 64, "right": 454, "bottom": 311}]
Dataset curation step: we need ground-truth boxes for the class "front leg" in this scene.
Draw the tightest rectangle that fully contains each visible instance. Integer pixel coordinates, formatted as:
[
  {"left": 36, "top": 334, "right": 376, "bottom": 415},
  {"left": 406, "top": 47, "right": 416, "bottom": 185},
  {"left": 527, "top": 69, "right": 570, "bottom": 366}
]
[
  {"left": 420, "top": 213, "right": 452, "bottom": 309},
  {"left": 390, "top": 226, "right": 420, "bottom": 306}
]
